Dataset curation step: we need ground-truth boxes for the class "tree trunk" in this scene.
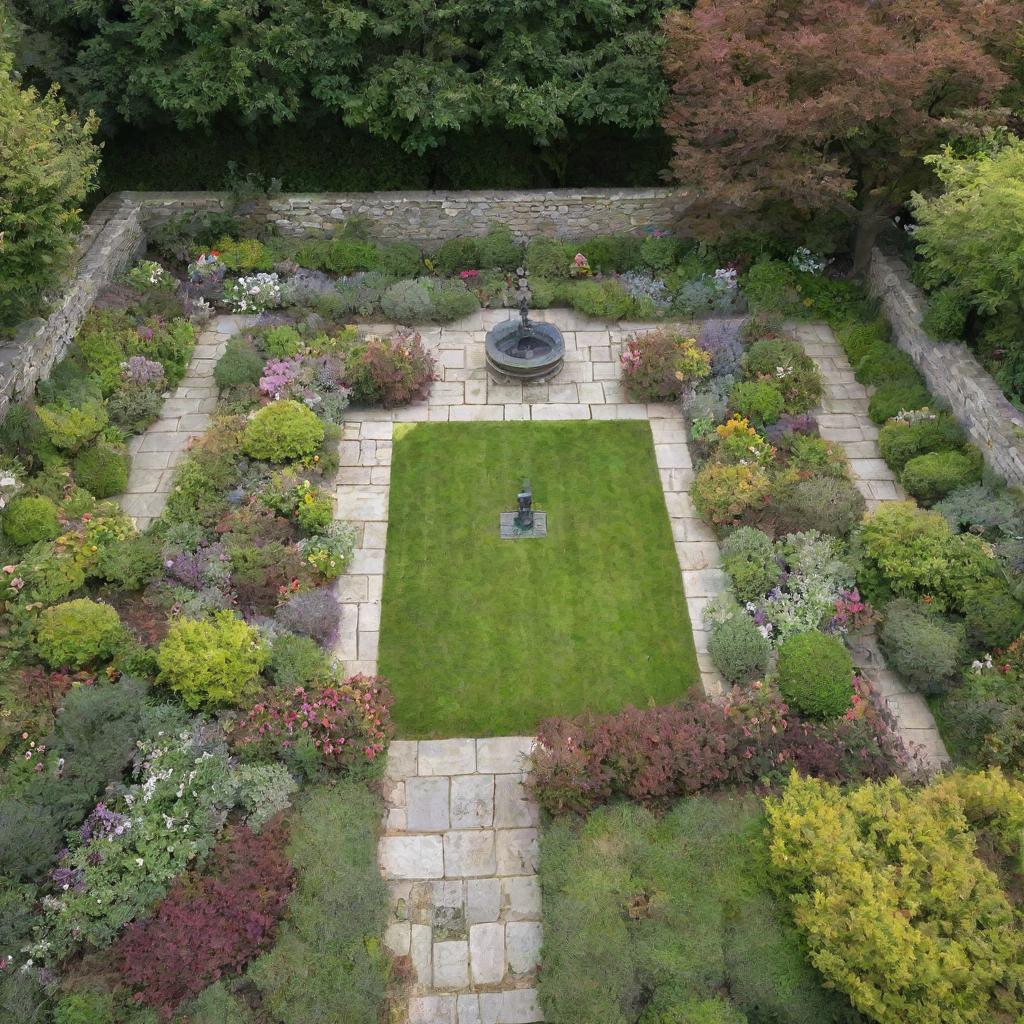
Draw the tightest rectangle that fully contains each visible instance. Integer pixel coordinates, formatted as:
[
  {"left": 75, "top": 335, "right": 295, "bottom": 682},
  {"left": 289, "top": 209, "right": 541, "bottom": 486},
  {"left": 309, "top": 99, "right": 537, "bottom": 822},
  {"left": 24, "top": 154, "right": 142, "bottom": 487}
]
[{"left": 852, "top": 204, "right": 890, "bottom": 277}]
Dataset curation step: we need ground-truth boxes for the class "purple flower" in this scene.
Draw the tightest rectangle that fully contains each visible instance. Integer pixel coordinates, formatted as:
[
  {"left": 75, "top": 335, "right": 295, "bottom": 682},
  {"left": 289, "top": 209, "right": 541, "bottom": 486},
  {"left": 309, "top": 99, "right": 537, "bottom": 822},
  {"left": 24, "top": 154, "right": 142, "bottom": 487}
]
[
  {"left": 79, "top": 802, "right": 131, "bottom": 844},
  {"left": 122, "top": 355, "right": 166, "bottom": 388}
]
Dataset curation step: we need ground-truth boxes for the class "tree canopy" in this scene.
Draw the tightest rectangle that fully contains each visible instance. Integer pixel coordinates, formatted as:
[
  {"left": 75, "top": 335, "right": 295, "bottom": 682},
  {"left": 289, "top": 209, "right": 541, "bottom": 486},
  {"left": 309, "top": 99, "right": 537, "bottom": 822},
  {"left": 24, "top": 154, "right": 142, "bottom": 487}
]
[
  {"left": 0, "top": 15, "right": 100, "bottom": 331},
  {"left": 662, "top": 0, "right": 1020, "bottom": 265},
  {"left": 12, "top": 0, "right": 677, "bottom": 155}
]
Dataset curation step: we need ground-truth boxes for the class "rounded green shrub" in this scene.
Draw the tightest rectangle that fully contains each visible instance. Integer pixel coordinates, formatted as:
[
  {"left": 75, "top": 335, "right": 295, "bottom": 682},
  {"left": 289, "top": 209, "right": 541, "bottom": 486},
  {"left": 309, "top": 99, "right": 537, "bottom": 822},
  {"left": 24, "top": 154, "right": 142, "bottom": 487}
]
[
  {"left": 73, "top": 444, "right": 129, "bottom": 498},
  {"left": 901, "top": 449, "right": 982, "bottom": 506},
  {"left": 242, "top": 400, "right": 325, "bottom": 463},
  {"left": 526, "top": 237, "right": 573, "bottom": 278},
  {"left": 215, "top": 236, "right": 274, "bottom": 272},
  {"left": 776, "top": 631, "right": 853, "bottom": 718},
  {"left": 432, "top": 236, "right": 481, "bottom": 273},
  {"left": 571, "top": 279, "right": 633, "bottom": 320},
  {"left": 378, "top": 242, "right": 422, "bottom": 278},
  {"left": 961, "top": 579, "right": 1024, "bottom": 650},
  {"left": 37, "top": 399, "right": 108, "bottom": 452},
  {"left": 721, "top": 527, "right": 780, "bottom": 602},
  {"left": 577, "top": 233, "right": 641, "bottom": 273},
  {"left": 708, "top": 614, "right": 770, "bottom": 684},
  {"left": 854, "top": 342, "right": 917, "bottom": 386},
  {"left": 878, "top": 415, "right": 965, "bottom": 473},
  {"left": 424, "top": 278, "right": 480, "bottom": 322},
  {"left": 262, "top": 325, "right": 302, "bottom": 358},
  {"left": 729, "top": 381, "right": 785, "bottom": 426},
  {"left": 775, "top": 476, "right": 866, "bottom": 538},
  {"left": 921, "top": 286, "right": 970, "bottom": 341},
  {"left": 36, "top": 598, "right": 122, "bottom": 669},
  {"left": 879, "top": 598, "right": 965, "bottom": 693},
  {"left": 268, "top": 632, "right": 333, "bottom": 689},
  {"left": 381, "top": 279, "right": 432, "bottom": 322},
  {"left": 477, "top": 225, "right": 522, "bottom": 270},
  {"left": 867, "top": 380, "right": 932, "bottom": 425},
  {"left": 215, "top": 336, "right": 265, "bottom": 391},
  {"left": 2, "top": 495, "right": 61, "bottom": 546},
  {"left": 322, "top": 238, "right": 381, "bottom": 275},
  {"left": 157, "top": 611, "right": 268, "bottom": 709},
  {"left": 742, "top": 260, "right": 799, "bottom": 314}
]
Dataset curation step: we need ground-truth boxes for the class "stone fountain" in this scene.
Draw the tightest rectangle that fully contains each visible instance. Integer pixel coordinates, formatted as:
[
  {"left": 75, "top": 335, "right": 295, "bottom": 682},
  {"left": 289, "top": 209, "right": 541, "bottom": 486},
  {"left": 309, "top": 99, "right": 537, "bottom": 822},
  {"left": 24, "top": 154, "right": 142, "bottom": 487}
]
[{"left": 485, "top": 268, "right": 565, "bottom": 383}]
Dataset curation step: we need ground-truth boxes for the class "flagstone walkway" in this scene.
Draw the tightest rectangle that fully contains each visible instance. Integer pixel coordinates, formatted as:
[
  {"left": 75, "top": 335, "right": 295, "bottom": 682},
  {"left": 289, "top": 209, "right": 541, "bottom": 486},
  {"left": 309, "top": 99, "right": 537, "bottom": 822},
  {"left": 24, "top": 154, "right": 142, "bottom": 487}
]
[
  {"left": 792, "top": 323, "right": 949, "bottom": 768},
  {"left": 380, "top": 737, "right": 542, "bottom": 1024},
  {"left": 119, "top": 315, "right": 255, "bottom": 528}
]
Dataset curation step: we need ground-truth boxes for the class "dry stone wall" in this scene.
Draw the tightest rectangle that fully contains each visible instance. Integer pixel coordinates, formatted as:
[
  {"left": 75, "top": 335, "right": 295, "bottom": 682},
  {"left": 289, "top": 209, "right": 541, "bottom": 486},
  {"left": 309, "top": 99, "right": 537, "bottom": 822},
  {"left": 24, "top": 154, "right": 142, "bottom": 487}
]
[
  {"left": 131, "top": 187, "right": 694, "bottom": 243},
  {"left": 868, "top": 247, "right": 1024, "bottom": 488},
  {"left": 0, "top": 194, "right": 146, "bottom": 418}
]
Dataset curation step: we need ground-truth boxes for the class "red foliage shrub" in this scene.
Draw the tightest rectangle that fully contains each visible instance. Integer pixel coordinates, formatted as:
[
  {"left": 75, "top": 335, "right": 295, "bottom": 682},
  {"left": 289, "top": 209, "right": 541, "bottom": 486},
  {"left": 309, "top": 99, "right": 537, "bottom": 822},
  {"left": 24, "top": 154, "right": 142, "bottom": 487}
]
[
  {"left": 344, "top": 330, "right": 435, "bottom": 407},
  {"left": 529, "top": 684, "right": 909, "bottom": 815},
  {"left": 111, "top": 819, "right": 294, "bottom": 1017},
  {"left": 230, "top": 675, "right": 394, "bottom": 767}
]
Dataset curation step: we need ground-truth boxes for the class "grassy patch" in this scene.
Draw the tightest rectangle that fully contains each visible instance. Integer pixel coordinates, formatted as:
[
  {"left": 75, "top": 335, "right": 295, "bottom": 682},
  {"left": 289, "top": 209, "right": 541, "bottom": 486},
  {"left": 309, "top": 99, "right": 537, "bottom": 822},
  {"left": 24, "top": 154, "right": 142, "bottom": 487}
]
[
  {"left": 248, "top": 781, "right": 389, "bottom": 1024},
  {"left": 379, "top": 420, "right": 699, "bottom": 736},
  {"left": 539, "top": 796, "right": 856, "bottom": 1024}
]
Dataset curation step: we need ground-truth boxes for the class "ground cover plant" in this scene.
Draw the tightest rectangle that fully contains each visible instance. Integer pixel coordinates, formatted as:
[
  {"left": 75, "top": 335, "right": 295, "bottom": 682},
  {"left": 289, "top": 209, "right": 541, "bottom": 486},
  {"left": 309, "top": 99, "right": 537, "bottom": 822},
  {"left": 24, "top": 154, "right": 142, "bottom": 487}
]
[
  {"left": 539, "top": 795, "right": 857, "bottom": 1024},
  {"left": 379, "top": 420, "right": 700, "bottom": 736}
]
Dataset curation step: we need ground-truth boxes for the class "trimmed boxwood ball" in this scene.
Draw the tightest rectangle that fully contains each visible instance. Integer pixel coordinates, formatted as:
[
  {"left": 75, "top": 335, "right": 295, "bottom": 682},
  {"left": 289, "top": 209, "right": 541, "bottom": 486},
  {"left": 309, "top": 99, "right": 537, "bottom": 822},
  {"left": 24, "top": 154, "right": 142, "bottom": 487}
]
[
  {"left": 2, "top": 494, "right": 61, "bottom": 546},
  {"left": 867, "top": 379, "right": 932, "bottom": 424},
  {"left": 776, "top": 630, "right": 853, "bottom": 718},
  {"left": 900, "top": 449, "right": 982, "bottom": 506},
  {"left": 721, "top": 527, "right": 780, "bottom": 602},
  {"left": 960, "top": 578, "right": 1024, "bottom": 650},
  {"left": 35, "top": 598, "right": 123, "bottom": 669},
  {"left": 879, "top": 598, "right": 966, "bottom": 693},
  {"left": 729, "top": 381, "right": 785, "bottom": 426},
  {"left": 774, "top": 476, "right": 866, "bottom": 538},
  {"left": 242, "top": 400, "right": 325, "bottom": 463},
  {"left": 73, "top": 443, "right": 129, "bottom": 498},
  {"left": 708, "top": 614, "right": 770, "bottom": 684}
]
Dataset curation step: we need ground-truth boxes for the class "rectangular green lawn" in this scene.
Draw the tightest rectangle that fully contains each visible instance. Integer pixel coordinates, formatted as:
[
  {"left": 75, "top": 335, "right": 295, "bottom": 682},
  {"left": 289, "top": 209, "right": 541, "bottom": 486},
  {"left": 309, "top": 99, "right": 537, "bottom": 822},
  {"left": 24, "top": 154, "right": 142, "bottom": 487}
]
[{"left": 378, "top": 420, "right": 700, "bottom": 737}]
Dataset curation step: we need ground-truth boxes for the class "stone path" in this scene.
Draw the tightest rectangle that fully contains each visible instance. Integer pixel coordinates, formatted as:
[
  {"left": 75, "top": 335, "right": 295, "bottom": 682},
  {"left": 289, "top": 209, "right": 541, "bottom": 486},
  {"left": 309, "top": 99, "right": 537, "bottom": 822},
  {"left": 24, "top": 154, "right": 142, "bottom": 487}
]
[
  {"left": 792, "top": 323, "right": 949, "bottom": 768},
  {"left": 380, "top": 738, "right": 542, "bottom": 1024},
  {"left": 120, "top": 316, "right": 254, "bottom": 528},
  {"left": 332, "top": 307, "right": 725, "bottom": 695}
]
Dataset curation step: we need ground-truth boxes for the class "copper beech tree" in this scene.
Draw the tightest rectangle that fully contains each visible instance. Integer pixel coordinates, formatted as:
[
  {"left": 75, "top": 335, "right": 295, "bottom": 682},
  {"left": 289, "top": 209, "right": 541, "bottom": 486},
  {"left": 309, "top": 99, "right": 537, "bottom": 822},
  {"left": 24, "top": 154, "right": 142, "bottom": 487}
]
[{"left": 662, "top": 0, "right": 1021, "bottom": 269}]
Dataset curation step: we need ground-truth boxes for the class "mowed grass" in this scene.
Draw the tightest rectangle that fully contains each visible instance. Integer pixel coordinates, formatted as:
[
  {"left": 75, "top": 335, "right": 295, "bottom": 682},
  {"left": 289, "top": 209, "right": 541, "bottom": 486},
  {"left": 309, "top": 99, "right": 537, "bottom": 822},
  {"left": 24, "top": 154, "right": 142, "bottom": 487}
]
[{"left": 379, "top": 420, "right": 699, "bottom": 737}]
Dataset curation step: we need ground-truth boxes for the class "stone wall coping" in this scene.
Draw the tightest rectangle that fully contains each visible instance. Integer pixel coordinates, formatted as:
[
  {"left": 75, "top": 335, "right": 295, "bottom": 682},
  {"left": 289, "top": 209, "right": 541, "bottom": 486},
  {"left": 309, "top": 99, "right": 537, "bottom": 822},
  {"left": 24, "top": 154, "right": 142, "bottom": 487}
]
[{"left": 122, "top": 186, "right": 684, "bottom": 203}]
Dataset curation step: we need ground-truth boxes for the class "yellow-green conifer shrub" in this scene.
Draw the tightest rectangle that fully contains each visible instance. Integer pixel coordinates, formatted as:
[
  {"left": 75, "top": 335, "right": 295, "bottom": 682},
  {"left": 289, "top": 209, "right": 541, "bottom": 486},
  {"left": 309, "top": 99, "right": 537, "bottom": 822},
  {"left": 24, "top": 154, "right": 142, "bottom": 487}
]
[{"left": 765, "top": 769, "right": 1024, "bottom": 1024}]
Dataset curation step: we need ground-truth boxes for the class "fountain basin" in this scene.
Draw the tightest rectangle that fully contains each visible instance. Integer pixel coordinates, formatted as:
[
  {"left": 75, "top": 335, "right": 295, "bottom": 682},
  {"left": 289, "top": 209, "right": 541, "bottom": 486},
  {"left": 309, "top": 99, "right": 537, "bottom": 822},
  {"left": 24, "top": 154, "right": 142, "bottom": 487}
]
[{"left": 485, "top": 318, "right": 565, "bottom": 383}]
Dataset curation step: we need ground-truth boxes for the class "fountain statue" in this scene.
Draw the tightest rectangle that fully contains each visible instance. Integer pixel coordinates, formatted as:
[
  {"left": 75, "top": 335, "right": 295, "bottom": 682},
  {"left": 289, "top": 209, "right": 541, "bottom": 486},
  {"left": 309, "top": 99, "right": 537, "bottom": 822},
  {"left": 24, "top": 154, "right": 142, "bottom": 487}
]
[{"left": 485, "top": 267, "right": 565, "bottom": 382}]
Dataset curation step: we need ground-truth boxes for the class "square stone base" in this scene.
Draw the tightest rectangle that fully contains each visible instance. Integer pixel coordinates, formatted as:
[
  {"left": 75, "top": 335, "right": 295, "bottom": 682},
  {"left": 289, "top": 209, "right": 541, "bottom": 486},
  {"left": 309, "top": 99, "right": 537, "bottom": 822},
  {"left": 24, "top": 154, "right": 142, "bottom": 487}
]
[{"left": 499, "top": 512, "right": 548, "bottom": 539}]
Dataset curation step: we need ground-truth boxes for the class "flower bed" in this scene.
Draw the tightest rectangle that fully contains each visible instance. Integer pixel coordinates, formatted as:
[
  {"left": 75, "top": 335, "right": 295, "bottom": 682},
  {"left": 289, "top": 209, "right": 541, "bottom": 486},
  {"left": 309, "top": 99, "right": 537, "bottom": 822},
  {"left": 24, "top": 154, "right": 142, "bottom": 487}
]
[
  {"left": 732, "top": 260, "right": 1024, "bottom": 774},
  {"left": 143, "top": 218, "right": 752, "bottom": 327},
  {"left": 0, "top": 277, "right": 408, "bottom": 1017}
]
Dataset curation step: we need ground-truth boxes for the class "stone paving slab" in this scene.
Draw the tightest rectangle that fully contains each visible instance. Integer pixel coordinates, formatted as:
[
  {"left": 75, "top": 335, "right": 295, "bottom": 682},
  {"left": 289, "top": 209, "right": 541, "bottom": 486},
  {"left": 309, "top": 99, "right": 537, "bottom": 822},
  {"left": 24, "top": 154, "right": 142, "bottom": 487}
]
[{"left": 382, "top": 738, "right": 543, "bottom": 1023}]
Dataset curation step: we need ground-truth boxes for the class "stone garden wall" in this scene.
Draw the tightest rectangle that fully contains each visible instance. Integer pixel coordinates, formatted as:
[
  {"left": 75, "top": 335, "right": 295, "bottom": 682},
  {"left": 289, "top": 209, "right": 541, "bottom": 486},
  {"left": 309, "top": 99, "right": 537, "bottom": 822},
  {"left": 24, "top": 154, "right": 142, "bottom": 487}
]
[
  {"left": 129, "top": 187, "right": 694, "bottom": 243},
  {"left": 868, "top": 248, "right": 1024, "bottom": 489},
  {"left": 0, "top": 194, "right": 146, "bottom": 418}
]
